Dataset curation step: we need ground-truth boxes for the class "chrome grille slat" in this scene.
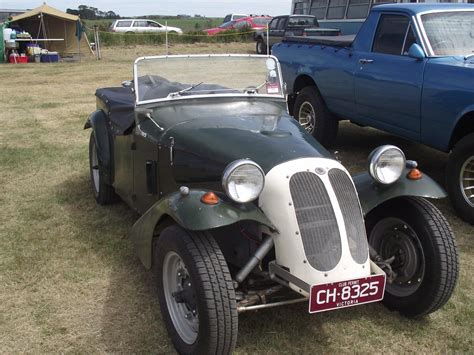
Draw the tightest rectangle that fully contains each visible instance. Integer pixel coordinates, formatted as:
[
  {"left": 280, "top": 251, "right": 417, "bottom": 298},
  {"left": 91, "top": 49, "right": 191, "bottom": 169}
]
[
  {"left": 290, "top": 172, "right": 341, "bottom": 271},
  {"left": 328, "top": 169, "right": 368, "bottom": 264}
]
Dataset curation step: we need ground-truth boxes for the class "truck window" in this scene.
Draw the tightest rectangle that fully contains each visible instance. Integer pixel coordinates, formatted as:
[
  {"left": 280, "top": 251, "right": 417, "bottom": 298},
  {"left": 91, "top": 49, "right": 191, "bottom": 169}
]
[
  {"left": 373, "top": 14, "right": 411, "bottom": 55},
  {"left": 402, "top": 25, "right": 417, "bottom": 55},
  {"left": 327, "top": 0, "right": 349, "bottom": 20},
  {"left": 277, "top": 17, "right": 288, "bottom": 29},
  {"left": 310, "top": 0, "right": 329, "bottom": 20},
  {"left": 269, "top": 18, "right": 280, "bottom": 30}
]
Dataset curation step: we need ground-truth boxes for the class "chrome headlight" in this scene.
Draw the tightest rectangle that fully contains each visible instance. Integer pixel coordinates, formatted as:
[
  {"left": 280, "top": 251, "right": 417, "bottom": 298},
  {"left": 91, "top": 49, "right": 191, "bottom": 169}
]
[
  {"left": 368, "top": 145, "right": 406, "bottom": 185},
  {"left": 222, "top": 159, "right": 265, "bottom": 203}
]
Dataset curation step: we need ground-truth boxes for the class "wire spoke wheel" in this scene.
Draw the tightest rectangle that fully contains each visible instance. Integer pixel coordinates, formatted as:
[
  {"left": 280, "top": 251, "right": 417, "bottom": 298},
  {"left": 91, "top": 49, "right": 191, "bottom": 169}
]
[
  {"left": 162, "top": 251, "right": 198, "bottom": 345},
  {"left": 460, "top": 156, "right": 474, "bottom": 207},
  {"left": 298, "top": 101, "right": 316, "bottom": 134}
]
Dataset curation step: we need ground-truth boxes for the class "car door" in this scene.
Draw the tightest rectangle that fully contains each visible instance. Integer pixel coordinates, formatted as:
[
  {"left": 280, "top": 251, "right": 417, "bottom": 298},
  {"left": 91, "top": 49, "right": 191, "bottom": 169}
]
[
  {"left": 353, "top": 13, "right": 426, "bottom": 140},
  {"left": 133, "top": 20, "right": 148, "bottom": 33},
  {"left": 131, "top": 112, "right": 162, "bottom": 214},
  {"left": 147, "top": 20, "right": 164, "bottom": 33}
]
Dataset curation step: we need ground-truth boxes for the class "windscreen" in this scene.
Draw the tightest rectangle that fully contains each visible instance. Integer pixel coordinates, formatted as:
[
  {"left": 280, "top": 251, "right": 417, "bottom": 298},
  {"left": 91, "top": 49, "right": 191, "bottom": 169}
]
[
  {"left": 421, "top": 11, "right": 474, "bottom": 56},
  {"left": 134, "top": 55, "right": 284, "bottom": 104}
]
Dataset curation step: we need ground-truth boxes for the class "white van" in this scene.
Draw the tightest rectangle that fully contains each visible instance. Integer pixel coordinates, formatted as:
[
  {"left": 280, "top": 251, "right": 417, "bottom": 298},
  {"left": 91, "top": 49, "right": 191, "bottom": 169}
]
[{"left": 109, "top": 19, "right": 183, "bottom": 34}]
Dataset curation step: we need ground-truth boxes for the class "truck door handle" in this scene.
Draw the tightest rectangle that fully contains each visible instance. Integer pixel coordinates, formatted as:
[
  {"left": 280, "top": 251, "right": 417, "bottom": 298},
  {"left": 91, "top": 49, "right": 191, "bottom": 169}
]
[{"left": 359, "top": 59, "right": 374, "bottom": 64}]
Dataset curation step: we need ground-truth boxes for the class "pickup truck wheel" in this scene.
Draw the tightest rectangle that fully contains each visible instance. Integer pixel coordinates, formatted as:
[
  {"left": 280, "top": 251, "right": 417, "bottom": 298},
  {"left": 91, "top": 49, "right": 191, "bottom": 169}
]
[
  {"left": 366, "top": 197, "right": 458, "bottom": 317},
  {"left": 88, "top": 132, "right": 116, "bottom": 205},
  {"left": 447, "top": 132, "right": 474, "bottom": 224},
  {"left": 294, "top": 86, "right": 338, "bottom": 147},
  {"left": 152, "top": 226, "right": 238, "bottom": 354},
  {"left": 256, "top": 38, "right": 267, "bottom": 54}
]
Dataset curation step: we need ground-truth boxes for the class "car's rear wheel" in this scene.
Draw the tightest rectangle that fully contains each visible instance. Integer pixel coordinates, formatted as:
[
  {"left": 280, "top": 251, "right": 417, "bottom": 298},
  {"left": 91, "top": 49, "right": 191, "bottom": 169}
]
[
  {"left": 88, "top": 132, "right": 116, "bottom": 205},
  {"left": 366, "top": 197, "right": 458, "bottom": 317},
  {"left": 447, "top": 132, "right": 474, "bottom": 224},
  {"left": 293, "top": 86, "right": 338, "bottom": 147},
  {"left": 153, "top": 225, "right": 238, "bottom": 354},
  {"left": 256, "top": 38, "right": 267, "bottom": 54}
]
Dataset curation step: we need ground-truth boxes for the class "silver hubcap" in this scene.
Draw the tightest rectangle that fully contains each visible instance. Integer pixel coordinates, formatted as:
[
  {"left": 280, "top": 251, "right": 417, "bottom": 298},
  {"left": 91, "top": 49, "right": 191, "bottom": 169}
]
[
  {"left": 298, "top": 102, "right": 316, "bottom": 134},
  {"left": 460, "top": 156, "right": 474, "bottom": 207},
  {"left": 163, "top": 252, "right": 198, "bottom": 344},
  {"left": 91, "top": 141, "right": 100, "bottom": 193}
]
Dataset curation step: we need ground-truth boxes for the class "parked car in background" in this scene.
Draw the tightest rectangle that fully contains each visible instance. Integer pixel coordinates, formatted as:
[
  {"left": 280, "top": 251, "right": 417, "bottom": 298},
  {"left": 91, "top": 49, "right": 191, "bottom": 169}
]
[
  {"left": 85, "top": 54, "right": 458, "bottom": 354},
  {"left": 223, "top": 13, "right": 249, "bottom": 23},
  {"left": 109, "top": 19, "right": 183, "bottom": 34},
  {"left": 273, "top": 3, "right": 474, "bottom": 224},
  {"left": 255, "top": 14, "right": 340, "bottom": 54},
  {"left": 207, "top": 16, "right": 272, "bottom": 36}
]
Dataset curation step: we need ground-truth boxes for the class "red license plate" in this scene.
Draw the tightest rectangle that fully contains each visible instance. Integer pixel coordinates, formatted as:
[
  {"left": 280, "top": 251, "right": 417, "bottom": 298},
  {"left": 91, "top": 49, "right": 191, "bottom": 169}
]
[{"left": 309, "top": 274, "right": 386, "bottom": 313}]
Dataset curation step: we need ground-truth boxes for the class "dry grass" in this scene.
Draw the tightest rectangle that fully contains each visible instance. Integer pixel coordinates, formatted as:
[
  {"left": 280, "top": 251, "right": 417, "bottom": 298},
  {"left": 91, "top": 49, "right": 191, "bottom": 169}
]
[{"left": 0, "top": 43, "right": 472, "bottom": 353}]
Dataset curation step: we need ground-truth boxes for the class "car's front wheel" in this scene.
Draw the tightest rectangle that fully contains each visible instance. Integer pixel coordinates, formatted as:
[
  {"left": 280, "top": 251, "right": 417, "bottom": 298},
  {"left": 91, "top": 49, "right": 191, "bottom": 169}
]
[
  {"left": 366, "top": 197, "right": 458, "bottom": 317},
  {"left": 447, "top": 132, "right": 474, "bottom": 224},
  {"left": 293, "top": 86, "right": 338, "bottom": 147},
  {"left": 88, "top": 132, "right": 116, "bottom": 205},
  {"left": 153, "top": 225, "right": 238, "bottom": 354}
]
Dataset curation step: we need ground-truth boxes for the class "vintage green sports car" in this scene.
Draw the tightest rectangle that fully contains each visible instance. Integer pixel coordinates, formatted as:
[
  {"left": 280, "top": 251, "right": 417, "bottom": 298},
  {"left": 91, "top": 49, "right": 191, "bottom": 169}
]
[{"left": 85, "top": 55, "right": 458, "bottom": 354}]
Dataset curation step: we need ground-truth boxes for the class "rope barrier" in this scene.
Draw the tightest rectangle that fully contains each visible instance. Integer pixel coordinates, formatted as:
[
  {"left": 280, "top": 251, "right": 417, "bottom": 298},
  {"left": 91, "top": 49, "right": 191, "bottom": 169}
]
[{"left": 88, "top": 28, "right": 261, "bottom": 38}]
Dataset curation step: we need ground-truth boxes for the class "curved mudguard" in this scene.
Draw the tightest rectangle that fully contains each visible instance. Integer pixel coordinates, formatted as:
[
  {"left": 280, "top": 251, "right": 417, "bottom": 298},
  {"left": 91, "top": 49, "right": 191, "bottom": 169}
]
[
  {"left": 84, "top": 110, "right": 113, "bottom": 184},
  {"left": 354, "top": 169, "right": 447, "bottom": 216},
  {"left": 131, "top": 189, "right": 277, "bottom": 269}
]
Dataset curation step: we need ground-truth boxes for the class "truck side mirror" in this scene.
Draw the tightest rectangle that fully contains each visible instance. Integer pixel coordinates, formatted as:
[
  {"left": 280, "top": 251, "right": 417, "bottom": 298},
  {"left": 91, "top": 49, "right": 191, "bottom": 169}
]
[{"left": 408, "top": 43, "right": 425, "bottom": 60}]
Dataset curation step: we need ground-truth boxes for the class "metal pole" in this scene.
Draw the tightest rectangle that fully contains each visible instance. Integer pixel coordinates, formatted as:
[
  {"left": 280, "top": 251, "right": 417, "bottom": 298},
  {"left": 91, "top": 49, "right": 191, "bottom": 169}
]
[
  {"left": 266, "top": 24, "right": 269, "bottom": 55},
  {"left": 235, "top": 235, "right": 274, "bottom": 284},
  {"left": 165, "top": 20, "right": 168, "bottom": 55},
  {"left": 96, "top": 26, "right": 101, "bottom": 60}
]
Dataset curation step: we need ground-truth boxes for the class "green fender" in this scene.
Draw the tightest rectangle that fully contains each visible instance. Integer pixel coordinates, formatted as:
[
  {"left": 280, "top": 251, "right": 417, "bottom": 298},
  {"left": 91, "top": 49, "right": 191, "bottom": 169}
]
[
  {"left": 131, "top": 189, "right": 277, "bottom": 269},
  {"left": 353, "top": 169, "right": 447, "bottom": 216}
]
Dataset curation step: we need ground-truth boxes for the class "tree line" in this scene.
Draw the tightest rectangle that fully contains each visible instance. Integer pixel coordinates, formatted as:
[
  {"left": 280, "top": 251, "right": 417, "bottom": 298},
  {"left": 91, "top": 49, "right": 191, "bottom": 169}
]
[{"left": 66, "top": 5, "right": 119, "bottom": 20}]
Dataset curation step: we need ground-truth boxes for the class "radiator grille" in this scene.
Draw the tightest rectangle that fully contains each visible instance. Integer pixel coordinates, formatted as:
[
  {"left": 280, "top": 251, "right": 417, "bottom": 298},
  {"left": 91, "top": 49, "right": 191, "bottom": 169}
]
[
  {"left": 290, "top": 172, "right": 341, "bottom": 271},
  {"left": 328, "top": 169, "right": 368, "bottom": 264}
]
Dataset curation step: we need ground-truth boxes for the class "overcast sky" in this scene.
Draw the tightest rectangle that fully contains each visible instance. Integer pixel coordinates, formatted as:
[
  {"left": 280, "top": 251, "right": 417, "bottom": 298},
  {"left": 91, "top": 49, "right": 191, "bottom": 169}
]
[{"left": 1, "top": 1, "right": 293, "bottom": 17}]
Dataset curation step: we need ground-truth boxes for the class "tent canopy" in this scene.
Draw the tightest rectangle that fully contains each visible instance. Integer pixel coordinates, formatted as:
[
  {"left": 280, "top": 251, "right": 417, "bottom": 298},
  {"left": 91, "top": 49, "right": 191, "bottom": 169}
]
[{"left": 9, "top": 4, "right": 91, "bottom": 56}]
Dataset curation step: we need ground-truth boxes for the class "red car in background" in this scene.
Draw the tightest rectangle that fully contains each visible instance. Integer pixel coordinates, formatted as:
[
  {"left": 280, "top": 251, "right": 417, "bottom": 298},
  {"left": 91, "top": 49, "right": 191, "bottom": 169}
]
[{"left": 206, "top": 16, "right": 272, "bottom": 36}]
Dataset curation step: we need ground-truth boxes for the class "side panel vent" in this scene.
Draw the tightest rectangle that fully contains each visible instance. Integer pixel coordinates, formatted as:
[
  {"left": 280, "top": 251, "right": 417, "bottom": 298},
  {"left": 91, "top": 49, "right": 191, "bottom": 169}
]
[
  {"left": 328, "top": 169, "right": 368, "bottom": 264},
  {"left": 290, "top": 172, "right": 341, "bottom": 271}
]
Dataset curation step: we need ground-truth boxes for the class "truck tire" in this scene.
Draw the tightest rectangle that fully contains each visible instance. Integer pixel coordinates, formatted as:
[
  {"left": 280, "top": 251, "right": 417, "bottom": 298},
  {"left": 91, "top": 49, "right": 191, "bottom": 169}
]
[
  {"left": 256, "top": 37, "right": 267, "bottom": 54},
  {"left": 89, "top": 132, "right": 116, "bottom": 205},
  {"left": 366, "top": 197, "right": 458, "bottom": 317},
  {"left": 293, "top": 86, "right": 338, "bottom": 147},
  {"left": 152, "top": 225, "right": 238, "bottom": 354},
  {"left": 447, "top": 132, "right": 474, "bottom": 224}
]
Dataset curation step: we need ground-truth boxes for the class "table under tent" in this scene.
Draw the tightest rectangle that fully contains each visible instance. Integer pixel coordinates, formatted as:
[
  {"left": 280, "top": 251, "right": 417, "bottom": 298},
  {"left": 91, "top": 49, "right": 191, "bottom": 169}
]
[{"left": 2, "top": 4, "right": 92, "bottom": 63}]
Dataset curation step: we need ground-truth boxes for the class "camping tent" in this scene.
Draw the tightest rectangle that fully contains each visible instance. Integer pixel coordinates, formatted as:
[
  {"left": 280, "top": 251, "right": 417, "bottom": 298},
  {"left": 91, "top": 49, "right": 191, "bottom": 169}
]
[{"left": 9, "top": 4, "right": 92, "bottom": 56}]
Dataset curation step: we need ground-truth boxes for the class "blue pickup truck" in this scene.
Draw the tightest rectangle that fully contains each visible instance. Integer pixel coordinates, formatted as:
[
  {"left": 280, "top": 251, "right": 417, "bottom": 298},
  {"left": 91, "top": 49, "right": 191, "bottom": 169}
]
[{"left": 273, "top": 3, "right": 474, "bottom": 224}]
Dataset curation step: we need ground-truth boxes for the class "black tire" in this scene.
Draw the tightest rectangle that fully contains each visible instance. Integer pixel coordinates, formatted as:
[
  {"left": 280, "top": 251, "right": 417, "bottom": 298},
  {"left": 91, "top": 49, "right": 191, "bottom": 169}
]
[
  {"left": 366, "top": 197, "right": 458, "bottom": 317},
  {"left": 447, "top": 132, "right": 474, "bottom": 224},
  {"left": 88, "top": 132, "right": 116, "bottom": 205},
  {"left": 256, "top": 37, "right": 267, "bottom": 54},
  {"left": 152, "top": 225, "right": 238, "bottom": 354},
  {"left": 293, "top": 86, "right": 338, "bottom": 147}
]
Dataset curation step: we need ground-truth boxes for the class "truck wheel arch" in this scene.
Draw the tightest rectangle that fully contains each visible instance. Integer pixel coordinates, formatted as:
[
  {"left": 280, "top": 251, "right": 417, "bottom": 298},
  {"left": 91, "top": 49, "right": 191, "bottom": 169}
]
[
  {"left": 449, "top": 111, "right": 474, "bottom": 151},
  {"left": 288, "top": 74, "right": 318, "bottom": 116}
]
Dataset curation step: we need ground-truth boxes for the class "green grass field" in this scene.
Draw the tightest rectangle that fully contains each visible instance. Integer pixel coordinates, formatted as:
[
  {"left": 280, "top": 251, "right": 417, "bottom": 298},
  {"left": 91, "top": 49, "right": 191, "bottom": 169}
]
[{"left": 0, "top": 43, "right": 473, "bottom": 353}]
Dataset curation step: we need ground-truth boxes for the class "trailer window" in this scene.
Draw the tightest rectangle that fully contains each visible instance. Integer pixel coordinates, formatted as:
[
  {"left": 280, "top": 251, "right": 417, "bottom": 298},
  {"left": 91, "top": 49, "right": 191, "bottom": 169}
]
[
  {"left": 373, "top": 14, "right": 410, "bottom": 55},
  {"left": 310, "top": 0, "right": 329, "bottom": 19},
  {"left": 294, "top": 1, "right": 309, "bottom": 14},
  {"left": 346, "top": 0, "right": 370, "bottom": 19},
  {"left": 327, "top": 0, "right": 349, "bottom": 20}
]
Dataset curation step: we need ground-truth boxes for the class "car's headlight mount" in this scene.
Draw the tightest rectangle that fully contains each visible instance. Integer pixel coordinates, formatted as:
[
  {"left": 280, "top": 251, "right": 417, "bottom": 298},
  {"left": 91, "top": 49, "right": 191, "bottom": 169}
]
[
  {"left": 368, "top": 145, "right": 406, "bottom": 185},
  {"left": 222, "top": 159, "right": 265, "bottom": 203}
]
